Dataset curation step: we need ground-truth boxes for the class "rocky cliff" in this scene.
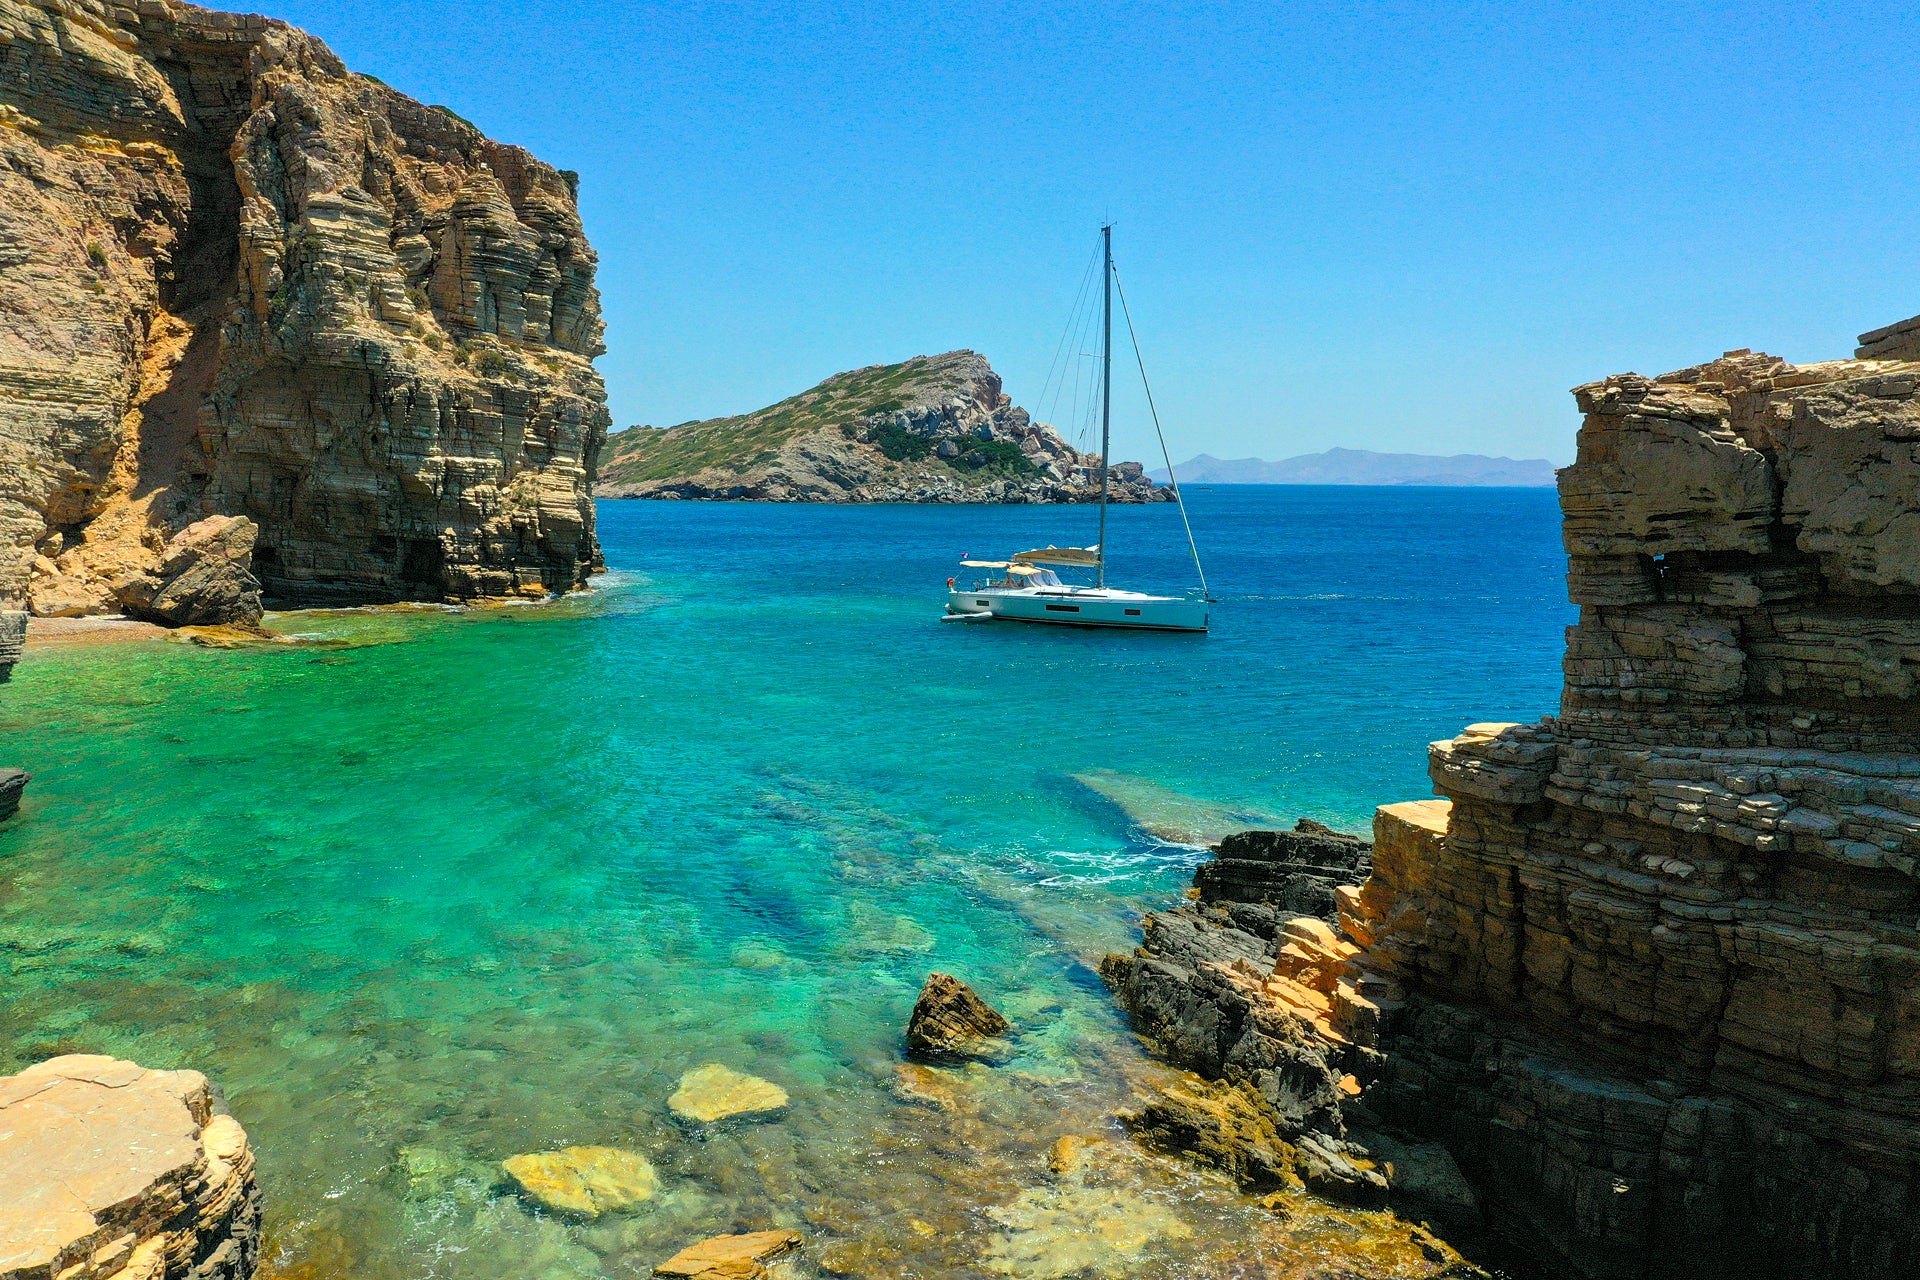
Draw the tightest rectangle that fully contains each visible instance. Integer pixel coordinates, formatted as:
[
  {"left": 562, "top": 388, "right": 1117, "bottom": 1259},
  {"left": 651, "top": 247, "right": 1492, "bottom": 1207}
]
[
  {"left": 1107, "top": 322, "right": 1920, "bottom": 1277},
  {"left": 1, "top": 1055, "right": 260, "bottom": 1280},
  {"left": 0, "top": 0, "right": 607, "bottom": 618},
  {"left": 599, "top": 350, "right": 1170, "bottom": 503}
]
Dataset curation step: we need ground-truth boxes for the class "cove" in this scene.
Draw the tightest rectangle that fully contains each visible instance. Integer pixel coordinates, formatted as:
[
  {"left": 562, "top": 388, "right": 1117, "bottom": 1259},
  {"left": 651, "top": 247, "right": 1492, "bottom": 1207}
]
[{"left": 0, "top": 486, "right": 1568, "bottom": 1279}]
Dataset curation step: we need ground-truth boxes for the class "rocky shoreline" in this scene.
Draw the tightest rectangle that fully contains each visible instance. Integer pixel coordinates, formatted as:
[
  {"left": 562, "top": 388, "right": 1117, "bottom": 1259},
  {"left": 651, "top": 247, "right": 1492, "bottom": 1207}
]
[
  {"left": 0, "top": 1056, "right": 262, "bottom": 1280},
  {"left": 1101, "top": 313, "right": 1920, "bottom": 1278}
]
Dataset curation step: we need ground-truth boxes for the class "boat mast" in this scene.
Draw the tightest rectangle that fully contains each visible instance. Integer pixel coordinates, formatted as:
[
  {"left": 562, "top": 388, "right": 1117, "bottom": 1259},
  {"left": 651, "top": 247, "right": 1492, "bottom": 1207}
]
[{"left": 1097, "top": 224, "right": 1111, "bottom": 588}]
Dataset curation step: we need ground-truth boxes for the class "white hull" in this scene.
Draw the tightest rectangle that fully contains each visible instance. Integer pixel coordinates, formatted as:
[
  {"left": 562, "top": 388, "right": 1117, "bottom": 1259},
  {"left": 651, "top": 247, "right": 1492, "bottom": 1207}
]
[{"left": 946, "top": 586, "right": 1207, "bottom": 632}]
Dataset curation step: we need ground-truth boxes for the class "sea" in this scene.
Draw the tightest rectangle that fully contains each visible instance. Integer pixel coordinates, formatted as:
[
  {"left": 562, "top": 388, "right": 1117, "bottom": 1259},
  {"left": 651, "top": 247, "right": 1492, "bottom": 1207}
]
[{"left": 0, "top": 486, "right": 1571, "bottom": 1280}]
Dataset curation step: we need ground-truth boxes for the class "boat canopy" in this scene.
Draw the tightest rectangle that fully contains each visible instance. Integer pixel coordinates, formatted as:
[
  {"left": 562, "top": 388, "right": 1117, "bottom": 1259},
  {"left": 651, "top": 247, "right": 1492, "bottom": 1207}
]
[
  {"left": 959, "top": 560, "right": 1009, "bottom": 568},
  {"left": 1012, "top": 546, "right": 1100, "bottom": 567},
  {"left": 1006, "top": 564, "right": 1044, "bottom": 576}
]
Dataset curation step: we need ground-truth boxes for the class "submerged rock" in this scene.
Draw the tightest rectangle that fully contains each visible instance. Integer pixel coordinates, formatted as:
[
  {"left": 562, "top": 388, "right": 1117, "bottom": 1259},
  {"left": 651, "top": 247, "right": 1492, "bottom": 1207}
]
[
  {"left": 667, "top": 1064, "right": 790, "bottom": 1124},
  {"left": 905, "top": 973, "right": 1011, "bottom": 1061},
  {"left": 500, "top": 1146, "right": 657, "bottom": 1218},
  {"left": 654, "top": 1229, "right": 802, "bottom": 1279},
  {"left": 1068, "top": 770, "right": 1281, "bottom": 845},
  {"left": 0, "top": 1054, "right": 260, "bottom": 1280},
  {"left": 980, "top": 1139, "right": 1194, "bottom": 1278}
]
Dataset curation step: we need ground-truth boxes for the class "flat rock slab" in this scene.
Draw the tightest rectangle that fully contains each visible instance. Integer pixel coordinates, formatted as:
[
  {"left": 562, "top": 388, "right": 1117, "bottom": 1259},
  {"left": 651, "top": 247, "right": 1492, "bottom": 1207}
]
[
  {"left": 667, "top": 1064, "right": 789, "bottom": 1124},
  {"left": 501, "top": 1146, "right": 657, "bottom": 1218},
  {"left": 654, "top": 1229, "right": 802, "bottom": 1278},
  {"left": 0, "top": 1053, "right": 258, "bottom": 1280}
]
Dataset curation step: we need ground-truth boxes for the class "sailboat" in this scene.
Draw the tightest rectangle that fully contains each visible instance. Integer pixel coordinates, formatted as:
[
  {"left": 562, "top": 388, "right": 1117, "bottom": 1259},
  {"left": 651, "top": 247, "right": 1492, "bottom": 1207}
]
[{"left": 944, "top": 226, "right": 1211, "bottom": 632}]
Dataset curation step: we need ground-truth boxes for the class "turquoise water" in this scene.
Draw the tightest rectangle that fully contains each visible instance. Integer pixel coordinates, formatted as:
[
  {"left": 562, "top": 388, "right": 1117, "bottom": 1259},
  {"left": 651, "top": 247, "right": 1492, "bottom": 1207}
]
[{"left": 0, "top": 487, "right": 1569, "bottom": 1279}]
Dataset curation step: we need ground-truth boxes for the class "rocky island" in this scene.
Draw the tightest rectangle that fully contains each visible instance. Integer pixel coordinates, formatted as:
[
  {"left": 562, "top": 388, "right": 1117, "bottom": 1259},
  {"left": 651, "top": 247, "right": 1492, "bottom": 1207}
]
[
  {"left": 1105, "top": 319, "right": 1920, "bottom": 1277},
  {"left": 0, "top": 0, "right": 608, "bottom": 625},
  {"left": 598, "top": 350, "right": 1170, "bottom": 503}
]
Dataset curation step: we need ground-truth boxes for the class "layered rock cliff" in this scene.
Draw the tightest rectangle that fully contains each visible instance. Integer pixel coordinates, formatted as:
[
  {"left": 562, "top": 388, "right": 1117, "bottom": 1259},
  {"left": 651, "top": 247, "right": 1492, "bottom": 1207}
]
[
  {"left": 0, "top": 1055, "right": 260, "bottom": 1280},
  {"left": 1108, "top": 321, "right": 1920, "bottom": 1277},
  {"left": 0, "top": 0, "right": 607, "bottom": 618},
  {"left": 599, "top": 350, "right": 1170, "bottom": 503}
]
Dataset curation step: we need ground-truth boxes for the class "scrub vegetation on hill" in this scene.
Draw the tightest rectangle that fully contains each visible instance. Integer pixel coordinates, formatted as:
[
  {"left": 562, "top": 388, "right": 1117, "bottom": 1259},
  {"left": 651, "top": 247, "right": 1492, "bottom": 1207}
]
[{"left": 601, "top": 354, "right": 966, "bottom": 486}]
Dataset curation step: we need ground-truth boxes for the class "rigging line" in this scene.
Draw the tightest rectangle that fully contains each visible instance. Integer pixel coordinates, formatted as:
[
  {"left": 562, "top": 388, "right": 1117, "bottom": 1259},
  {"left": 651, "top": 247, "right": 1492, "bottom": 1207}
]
[
  {"left": 1059, "top": 269, "right": 1095, "bottom": 444},
  {"left": 1037, "top": 243, "right": 1100, "bottom": 427},
  {"left": 1049, "top": 269, "right": 1093, "bottom": 441},
  {"left": 1065, "top": 259, "right": 1101, "bottom": 450},
  {"left": 1112, "top": 265, "right": 1209, "bottom": 598},
  {"left": 1038, "top": 241, "right": 1101, "bottom": 432}
]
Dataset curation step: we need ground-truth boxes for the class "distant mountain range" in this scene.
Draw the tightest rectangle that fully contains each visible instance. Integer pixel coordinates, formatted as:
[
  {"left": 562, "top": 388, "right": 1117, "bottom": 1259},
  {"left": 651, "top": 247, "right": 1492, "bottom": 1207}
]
[{"left": 1150, "top": 448, "right": 1557, "bottom": 487}]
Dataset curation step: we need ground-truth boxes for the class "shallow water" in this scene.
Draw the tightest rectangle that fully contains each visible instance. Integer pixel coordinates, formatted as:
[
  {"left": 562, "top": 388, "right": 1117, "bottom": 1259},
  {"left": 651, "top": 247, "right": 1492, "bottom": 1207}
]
[{"left": 0, "top": 487, "right": 1569, "bottom": 1279}]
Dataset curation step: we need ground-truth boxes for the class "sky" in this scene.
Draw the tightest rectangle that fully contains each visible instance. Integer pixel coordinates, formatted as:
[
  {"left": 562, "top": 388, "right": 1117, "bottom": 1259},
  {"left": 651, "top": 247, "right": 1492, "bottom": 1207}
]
[{"left": 268, "top": 0, "right": 1920, "bottom": 467}]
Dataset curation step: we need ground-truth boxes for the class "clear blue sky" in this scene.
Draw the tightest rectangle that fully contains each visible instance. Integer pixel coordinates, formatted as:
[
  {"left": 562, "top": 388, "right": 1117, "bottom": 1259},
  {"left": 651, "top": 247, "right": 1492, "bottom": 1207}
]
[{"left": 270, "top": 0, "right": 1920, "bottom": 466}]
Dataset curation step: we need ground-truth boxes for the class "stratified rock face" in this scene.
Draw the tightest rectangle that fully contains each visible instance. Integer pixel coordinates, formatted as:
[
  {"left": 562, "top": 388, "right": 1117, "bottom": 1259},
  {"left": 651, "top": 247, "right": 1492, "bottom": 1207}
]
[
  {"left": 0, "top": 1054, "right": 260, "bottom": 1280},
  {"left": 1116, "top": 334, "right": 1919, "bottom": 1277},
  {"left": 1353, "top": 339, "right": 1920, "bottom": 1278},
  {"left": 0, "top": 611, "right": 23, "bottom": 678},
  {"left": 599, "top": 351, "right": 1170, "bottom": 505},
  {"left": 0, "top": 0, "right": 607, "bottom": 617},
  {"left": 1109, "top": 325, "right": 1920, "bottom": 1277}
]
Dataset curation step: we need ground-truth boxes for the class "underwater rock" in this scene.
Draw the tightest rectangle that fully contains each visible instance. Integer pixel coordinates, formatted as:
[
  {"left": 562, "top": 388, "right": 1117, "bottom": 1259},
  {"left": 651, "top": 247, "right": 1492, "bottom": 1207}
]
[
  {"left": 890, "top": 1061, "right": 981, "bottom": 1112},
  {"left": 1068, "top": 770, "right": 1280, "bottom": 845},
  {"left": 905, "top": 973, "right": 1011, "bottom": 1061},
  {"left": 653, "top": 1229, "right": 802, "bottom": 1279},
  {"left": 667, "top": 1064, "right": 790, "bottom": 1124},
  {"left": 0, "top": 768, "right": 26, "bottom": 822},
  {"left": 0, "top": 1054, "right": 261, "bottom": 1280},
  {"left": 1045, "top": 1134, "right": 1105, "bottom": 1177},
  {"left": 500, "top": 1146, "right": 657, "bottom": 1218},
  {"left": 980, "top": 1139, "right": 1194, "bottom": 1278}
]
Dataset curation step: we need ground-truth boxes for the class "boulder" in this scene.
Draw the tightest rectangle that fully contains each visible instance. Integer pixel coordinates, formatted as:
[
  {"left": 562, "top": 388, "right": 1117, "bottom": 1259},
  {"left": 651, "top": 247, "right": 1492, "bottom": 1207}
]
[
  {"left": 0, "top": 1054, "right": 260, "bottom": 1280},
  {"left": 666, "top": 1064, "right": 789, "bottom": 1124},
  {"left": 653, "top": 1229, "right": 801, "bottom": 1279},
  {"left": 904, "top": 973, "right": 1011, "bottom": 1061},
  {"left": 500, "top": 1146, "right": 657, "bottom": 1218},
  {"left": 0, "top": 768, "right": 26, "bottom": 822},
  {"left": 115, "top": 517, "right": 264, "bottom": 628}
]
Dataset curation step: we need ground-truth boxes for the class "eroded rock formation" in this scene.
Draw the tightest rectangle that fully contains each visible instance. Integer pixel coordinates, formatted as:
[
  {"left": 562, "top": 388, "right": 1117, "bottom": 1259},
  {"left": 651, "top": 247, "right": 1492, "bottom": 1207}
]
[
  {"left": 905, "top": 972, "right": 1012, "bottom": 1061},
  {"left": 0, "top": 0, "right": 606, "bottom": 620},
  {"left": 0, "top": 1054, "right": 260, "bottom": 1280},
  {"left": 1107, "top": 322, "right": 1920, "bottom": 1278}
]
